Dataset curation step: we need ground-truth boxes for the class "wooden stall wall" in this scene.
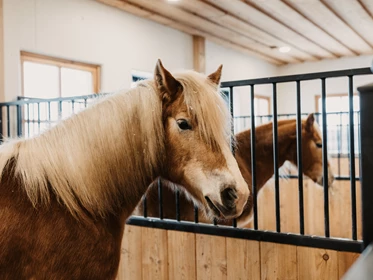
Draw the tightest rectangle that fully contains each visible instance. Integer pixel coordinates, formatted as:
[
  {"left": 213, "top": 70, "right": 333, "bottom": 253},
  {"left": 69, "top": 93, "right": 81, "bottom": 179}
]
[
  {"left": 116, "top": 226, "right": 359, "bottom": 280},
  {"left": 117, "top": 157, "right": 360, "bottom": 279}
]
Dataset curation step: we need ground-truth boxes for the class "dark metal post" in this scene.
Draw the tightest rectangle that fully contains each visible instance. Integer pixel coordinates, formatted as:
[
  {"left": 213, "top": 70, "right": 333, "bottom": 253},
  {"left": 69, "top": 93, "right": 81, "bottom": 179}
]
[
  {"left": 16, "top": 105, "right": 22, "bottom": 137},
  {"left": 321, "top": 78, "right": 330, "bottom": 237},
  {"left": 348, "top": 76, "right": 357, "bottom": 240},
  {"left": 158, "top": 178, "right": 163, "bottom": 220},
  {"left": 250, "top": 85, "right": 258, "bottom": 230},
  {"left": 296, "top": 81, "right": 304, "bottom": 235},
  {"left": 0, "top": 106, "right": 3, "bottom": 143},
  {"left": 358, "top": 82, "right": 373, "bottom": 248},
  {"left": 272, "top": 83, "right": 281, "bottom": 233},
  {"left": 229, "top": 86, "right": 237, "bottom": 228}
]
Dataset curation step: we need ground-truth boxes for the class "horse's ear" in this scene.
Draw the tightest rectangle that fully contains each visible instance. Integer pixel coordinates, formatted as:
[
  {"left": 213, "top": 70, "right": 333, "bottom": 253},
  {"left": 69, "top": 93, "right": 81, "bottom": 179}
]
[
  {"left": 305, "top": 113, "right": 315, "bottom": 133},
  {"left": 208, "top": 65, "right": 223, "bottom": 86},
  {"left": 154, "top": 59, "right": 182, "bottom": 102}
]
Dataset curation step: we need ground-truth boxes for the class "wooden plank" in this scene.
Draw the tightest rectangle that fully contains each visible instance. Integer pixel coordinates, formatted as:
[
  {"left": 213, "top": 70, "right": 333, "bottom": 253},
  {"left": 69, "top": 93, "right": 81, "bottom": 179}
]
[
  {"left": 96, "top": 0, "right": 282, "bottom": 65},
  {"left": 285, "top": 0, "right": 371, "bottom": 55},
  {"left": 193, "top": 35, "right": 205, "bottom": 73},
  {"left": 196, "top": 234, "right": 227, "bottom": 280},
  {"left": 167, "top": 230, "right": 196, "bottom": 280},
  {"left": 338, "top": 251, "right": 360, "bottom": 278},
  {"left": 226, "top": 238, "right": 260, "bottom": 280},
  {"left": 360, "top": 0, "right": 373, "bottom": 20},
  {"left": 0, "top": 0, "right": 3, "bottom": 102},
  {"left": 297, "top": 246, "right": 338, "bottom": 280},
  {"left": 117, "top": 225, "right": 142, "bottom": 280},
  {"left": 261, "top": 242, "right": 297, "bottom": 280},
  {"left": 123, "top": 0, "right": 299, "bottom": 63},
  {"left": 247, "top": 0, "right": 354, "bottom": 57},
  {"left": 323, "top": 0, "right": 373, "bottom": 48},
  {"left": 142, "top": 227, "right": 168, "bottom": 280},
  {"left": 204, "top": 0, "right": 335, "bottom": 59},
  {"left": 175, "top": 0, "right": 315, "bottom": 62}
]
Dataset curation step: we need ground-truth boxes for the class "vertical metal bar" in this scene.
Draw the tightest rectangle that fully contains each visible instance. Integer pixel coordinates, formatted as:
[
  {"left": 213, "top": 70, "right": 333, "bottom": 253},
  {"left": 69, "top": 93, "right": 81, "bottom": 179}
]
[
  {"left": 6, "top": 105, "right": 10, "bottom": 137},
  {"left": 16, "top": 105, "right": 22, "bottom": 137},
  {"left": 71, "top": 100, "right": 75, "bottom": 114},
  {"left": 142, "top": 195, "right": 147, "bottom": 218},
  {"left": 0, "top": 106, "right": 3, "bottom": 143},
  {"left": 194, "top": 205, "right": 199, "bottom": 223},
  {"left": 175, "top": 188, "right": 180, "bottom": 221},
  {"left": 272, "top": 82, "right": 281, "bottom": 233},
  {"left": 84, "top": 98, "right": 88, "bottom": 108},
  {"left": 58, "top": 101, "right": 62, "bottom": 120},
  {"left": 296, "top": 81, "right": 304, "bottom": 235},
  {"left": 37, "top": 102, "right": 41, "bottom": 132},
  {"left": 157, "top": 178, "right": 163, "bottom": 219},
  {"left": 213, "top": 217, "right": 217, "bottom": 226},
  {"left": 321, "top": 78, "right": 330, "bottom": 237},
  {"left": 358, "top": 82, "right": 373, "bottom": 248},
  {"left": 229, "top": 86, "right": 238, "bottom": 227},
  {"left": 251, "top": 85, "right": 258, "bottom": 230},
  {"left": 26, "top": 104, "right": 30, "bottom": 138},
  {"left": 348, "top": 76, "right": 357, "bottom": 240},
  {"left": 338, "top": 112, "right": 342, "bottom": 176}
]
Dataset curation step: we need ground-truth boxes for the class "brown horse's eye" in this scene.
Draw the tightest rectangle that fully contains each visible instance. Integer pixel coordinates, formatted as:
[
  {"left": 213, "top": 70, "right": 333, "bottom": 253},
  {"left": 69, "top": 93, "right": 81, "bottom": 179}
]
[
  {"left": 177, "top": 119, "right": 192, "bottom": 130},
  {"left": 316, "top": 143, "right": 322, "bottom": 148}
]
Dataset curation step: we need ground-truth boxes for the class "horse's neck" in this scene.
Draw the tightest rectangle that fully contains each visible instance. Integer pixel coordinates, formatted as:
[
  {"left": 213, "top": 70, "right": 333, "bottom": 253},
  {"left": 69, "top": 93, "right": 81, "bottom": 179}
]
[{"left": 236, "top": 121, "right": 296, "bottom": 188}]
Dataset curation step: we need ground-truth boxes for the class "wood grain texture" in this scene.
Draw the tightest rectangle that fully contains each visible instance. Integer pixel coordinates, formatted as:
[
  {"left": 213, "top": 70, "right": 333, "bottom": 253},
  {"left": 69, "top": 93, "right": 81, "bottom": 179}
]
[
  {"left": 117, "top": 225, "right": 142, "bottom": 280},
  {"left": 193, "top": 35, "right": 205, "bottom": 73},
  {"left": 338, "top": 251, "right": 360, "bottom": 278},
  {"left": 196, "top": 234, "right": 227, "bottom": 280},
  {"left": 142, "top": 227, "right": 168, "bottom": 280},
  {"left": 167, "top": 230, "right": 196, "bottom": 280},
  {"left": 261, "top": 242, "right": 297, "bottom": 280},
  {"left": 297, "top": 246, "right": 338, "bottom": 280},
  {"left": 226, "top": 238, "right": 260, "bottom": 280}
]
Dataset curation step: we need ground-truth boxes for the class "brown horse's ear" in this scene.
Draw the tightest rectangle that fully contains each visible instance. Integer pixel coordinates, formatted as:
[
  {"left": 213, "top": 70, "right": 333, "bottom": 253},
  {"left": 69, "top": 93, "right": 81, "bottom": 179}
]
[
  {"left": 208, "top": 65, "right": 223, "bottom": 86},
  {"left": 154, "top": 59, "right": 182, "bottom": 102},
  {"left": 305, "top": 113, "right": 315, "bottom": 133}
]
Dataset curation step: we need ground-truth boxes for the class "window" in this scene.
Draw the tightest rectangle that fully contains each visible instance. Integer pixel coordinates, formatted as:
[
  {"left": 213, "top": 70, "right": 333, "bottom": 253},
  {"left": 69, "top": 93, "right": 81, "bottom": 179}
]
[
  {"left": 21, "top": 51, "right": 100, "bottom": 98},
  {"left": 315, "top": 94, "right": 360, "bottom": 155},
  {"left": 20, "top": 52, "right": 101, "bottom": 137}
]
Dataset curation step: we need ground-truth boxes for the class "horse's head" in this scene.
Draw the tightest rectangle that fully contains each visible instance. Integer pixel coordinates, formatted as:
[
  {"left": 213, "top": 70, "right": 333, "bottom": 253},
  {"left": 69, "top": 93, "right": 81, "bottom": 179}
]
[
  {"left": 301, "top": 114, "right": 335, "bottom": 187},
  {"left": 154, "top": 60, "right": 249, "bottom": 220}
]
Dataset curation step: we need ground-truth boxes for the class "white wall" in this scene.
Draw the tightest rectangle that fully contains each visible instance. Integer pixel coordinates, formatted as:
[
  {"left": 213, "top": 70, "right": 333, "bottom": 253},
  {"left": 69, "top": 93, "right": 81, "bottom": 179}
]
[
  {"left": 277, "top": 55, "right": 373, "bottom": 115},
  {"left": 3, "top": 0, "right": 193, "bottom": 101}
]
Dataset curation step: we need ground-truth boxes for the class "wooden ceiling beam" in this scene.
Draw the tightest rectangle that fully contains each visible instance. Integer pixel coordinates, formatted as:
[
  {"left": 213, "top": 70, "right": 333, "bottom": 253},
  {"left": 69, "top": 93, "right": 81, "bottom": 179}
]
[
  {"left": 322, "top": 0, "right": 373, "bottom": 48},
  {"left": 284, "top": 0, "right": 372, "bottom": 55},
  {"left": 123, "top": 0, "right": 299, "bottom": 64},
  {"left": 204, "top": 0, "right": 336, "bottom": 59},
  {"left": 245, "top": 0, "right": 354, "bottom": 57},
  {"left": 95, "top": 0, "right": 283, "bottom": 65},
  {"left": 173, "top": 0, "right": 316, "bottom": 62},
  {"left": 360, "top": 0, "right": 373, "bottom": 19}
]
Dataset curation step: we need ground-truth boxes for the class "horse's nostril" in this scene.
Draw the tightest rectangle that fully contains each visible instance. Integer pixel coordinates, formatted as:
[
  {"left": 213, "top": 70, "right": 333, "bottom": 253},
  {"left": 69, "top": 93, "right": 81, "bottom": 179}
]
[{"left": 221, "top": 187, "right": 237, "bottom": 208}]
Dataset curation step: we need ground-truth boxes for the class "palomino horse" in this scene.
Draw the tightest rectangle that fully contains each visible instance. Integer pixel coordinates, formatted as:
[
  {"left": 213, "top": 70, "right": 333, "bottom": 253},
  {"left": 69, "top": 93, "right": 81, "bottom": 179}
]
[
  {"left": 0, "top": 60, "right": 249, "bottom": 279},
  {"left": 135, "top": 114, "right": 335, "bottom": 227}
]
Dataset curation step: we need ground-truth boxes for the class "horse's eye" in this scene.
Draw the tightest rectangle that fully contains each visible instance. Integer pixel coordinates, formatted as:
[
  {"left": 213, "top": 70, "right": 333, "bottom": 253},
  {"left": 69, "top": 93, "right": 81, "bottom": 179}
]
[
  {"left": 177, "top": 119, "right": 192, "bottom": 130},
  {"left": 316, "top": 143, "right": 322, "bottom": 148}
]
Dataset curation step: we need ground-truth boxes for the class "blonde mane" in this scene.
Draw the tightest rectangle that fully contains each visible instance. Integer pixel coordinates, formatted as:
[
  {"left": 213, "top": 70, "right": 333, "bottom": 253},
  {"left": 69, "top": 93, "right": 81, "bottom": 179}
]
[{"left": 0, "top": 71, "right": 231, "bottom": 218}]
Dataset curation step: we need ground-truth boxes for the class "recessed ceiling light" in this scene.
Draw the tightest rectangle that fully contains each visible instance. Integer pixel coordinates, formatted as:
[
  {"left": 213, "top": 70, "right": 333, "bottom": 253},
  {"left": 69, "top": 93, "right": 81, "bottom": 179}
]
[{"left": 278, "top": 46, "right": 291, "bottom": 53}]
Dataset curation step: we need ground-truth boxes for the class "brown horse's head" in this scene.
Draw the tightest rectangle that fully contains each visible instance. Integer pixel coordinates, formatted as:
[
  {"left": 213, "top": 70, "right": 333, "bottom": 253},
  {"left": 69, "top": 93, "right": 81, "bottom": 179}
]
[
  {"left": 154, "top": 60, "right": 249, "bottom": 219},
  {"left": 301, "top": 114, "right": 335, "bottom": 187}
]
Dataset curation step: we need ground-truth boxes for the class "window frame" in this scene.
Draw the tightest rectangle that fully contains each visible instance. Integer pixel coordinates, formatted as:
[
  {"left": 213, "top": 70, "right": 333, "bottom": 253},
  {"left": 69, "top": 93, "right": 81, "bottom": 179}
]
[
  {"left": 20, "top": 51, "right": 101, "bottom": 97},
  {"left": 314, "top": 93, "right": 358, "bottom": 113}
]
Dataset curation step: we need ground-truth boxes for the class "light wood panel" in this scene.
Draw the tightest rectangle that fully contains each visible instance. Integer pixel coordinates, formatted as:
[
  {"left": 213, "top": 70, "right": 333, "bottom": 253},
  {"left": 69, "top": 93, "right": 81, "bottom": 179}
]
[
  {"left": 173, "top": 0, "right": 315, "bottom": 62},
  {"left": 0, "top": 0, "right": 4, "bottom": 102},
  {"left": 167, "top": 231, "right": 196, "bottom": 280},
  {"left": 226, "top": 237, "right": 260, "bottom": 280},
  {"left": 360, "top": 0, "right": 373, "bottom": 19},
  {"left": 247, "top": 0, "right": 353, "bottom": 57},
  {"left": 323, "top": 0, "right": 373, "bottom": 48},
  {"left": 338, "top": 251, "right": 360, "bottom": 278},
  {"left": 193, "top": 35, "right": 205, "bottom": 73},
  {"left": 141, "top": 227, "right": 168, "bottom": 280},
  {"left": 117, "top": 226, "right": 142, "bottom": 280},
  {"left": 204, "top": 0, "right": 335, "bottom": 59},
  {"left": 124, "top": 0, "right": 297, "bottom": 64},
  {"left": 261, "top": 242, "right": 297, "bottom": 280},
  {"left": 285, "top": 0, "right": 371, "bottom": 55},
  {"left": 196, "top": 235, "right": 227, "bottom": 280},
  {"left": 297, "top": 247, "right": 339, "bottom": 280},
  {"left": 97, "top": 0, "right": 282, "bottom": 65}
]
